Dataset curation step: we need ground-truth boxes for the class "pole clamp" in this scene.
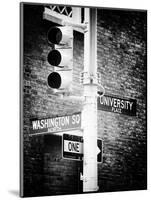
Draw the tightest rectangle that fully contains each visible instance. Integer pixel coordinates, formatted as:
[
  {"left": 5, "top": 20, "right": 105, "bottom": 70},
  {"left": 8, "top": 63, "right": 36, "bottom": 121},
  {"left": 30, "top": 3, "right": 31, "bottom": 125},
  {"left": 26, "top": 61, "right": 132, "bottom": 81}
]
[{"left": 80, "top": 72, "right": 102, "bottom": 85}]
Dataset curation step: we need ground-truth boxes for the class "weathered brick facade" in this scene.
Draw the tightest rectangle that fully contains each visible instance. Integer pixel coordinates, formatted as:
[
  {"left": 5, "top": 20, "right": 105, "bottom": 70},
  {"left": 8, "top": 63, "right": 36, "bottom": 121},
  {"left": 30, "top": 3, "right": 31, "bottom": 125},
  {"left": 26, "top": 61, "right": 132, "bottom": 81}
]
[
  {"left": 21, "top": 4, "right": 147, "bottom": 197},
  {"left": 97, "top": 9, "right": 147, "bottom": 192}
]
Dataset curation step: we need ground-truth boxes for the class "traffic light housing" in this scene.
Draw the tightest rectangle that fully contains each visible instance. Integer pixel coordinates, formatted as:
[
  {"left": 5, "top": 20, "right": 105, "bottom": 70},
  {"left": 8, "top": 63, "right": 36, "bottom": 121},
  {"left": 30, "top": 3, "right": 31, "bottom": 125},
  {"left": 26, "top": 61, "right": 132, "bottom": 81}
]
[{"left": 47, "top": 26, "right": 73, "bottom": 91}]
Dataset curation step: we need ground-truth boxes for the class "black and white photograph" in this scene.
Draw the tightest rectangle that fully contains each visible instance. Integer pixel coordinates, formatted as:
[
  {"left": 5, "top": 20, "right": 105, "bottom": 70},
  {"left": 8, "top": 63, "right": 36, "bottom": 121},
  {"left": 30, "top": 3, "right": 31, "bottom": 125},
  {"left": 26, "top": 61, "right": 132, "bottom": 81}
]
[
  {"left": 1, "top": 0, "right": 150, "bottom": 200},
  {"left": 20, "top": 2, "right": 147, "bottom": 198}
]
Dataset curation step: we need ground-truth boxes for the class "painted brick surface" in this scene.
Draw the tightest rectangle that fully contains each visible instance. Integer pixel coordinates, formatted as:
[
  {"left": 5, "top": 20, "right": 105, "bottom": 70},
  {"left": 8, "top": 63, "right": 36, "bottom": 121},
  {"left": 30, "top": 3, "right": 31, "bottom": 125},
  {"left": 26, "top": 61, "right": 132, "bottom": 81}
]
[
  {"left": 22, "top": 4, "right": 147, "bottom": 196},
  {"left": 97, "top": 9, "right": 147, "bottom": 192}
]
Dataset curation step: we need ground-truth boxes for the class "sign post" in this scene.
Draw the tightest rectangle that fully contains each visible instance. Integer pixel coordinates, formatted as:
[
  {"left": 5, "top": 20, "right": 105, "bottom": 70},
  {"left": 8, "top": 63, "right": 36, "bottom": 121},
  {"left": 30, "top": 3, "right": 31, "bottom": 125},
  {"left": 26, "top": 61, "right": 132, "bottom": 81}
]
[{"left": 82, "top": 8, "right": 99, "bottom": 192}]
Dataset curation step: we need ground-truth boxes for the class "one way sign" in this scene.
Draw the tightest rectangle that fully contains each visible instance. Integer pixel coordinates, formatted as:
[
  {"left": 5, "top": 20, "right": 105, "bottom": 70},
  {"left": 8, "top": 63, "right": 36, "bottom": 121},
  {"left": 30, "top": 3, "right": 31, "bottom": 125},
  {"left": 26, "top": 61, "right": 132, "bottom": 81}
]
[
  {"left": 63, "top": 133, "right": 103, "bottom": 163},
  {"left": 97, "top": 139, "right": 103, "bottom": 163}
]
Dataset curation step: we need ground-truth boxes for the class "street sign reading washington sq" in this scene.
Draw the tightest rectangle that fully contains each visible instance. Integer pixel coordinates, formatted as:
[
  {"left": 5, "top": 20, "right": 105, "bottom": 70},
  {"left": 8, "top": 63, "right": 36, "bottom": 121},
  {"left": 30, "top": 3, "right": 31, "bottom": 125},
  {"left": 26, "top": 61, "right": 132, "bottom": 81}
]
[{"left": 31, "top": 113, "right": 81, "bottom": 135}]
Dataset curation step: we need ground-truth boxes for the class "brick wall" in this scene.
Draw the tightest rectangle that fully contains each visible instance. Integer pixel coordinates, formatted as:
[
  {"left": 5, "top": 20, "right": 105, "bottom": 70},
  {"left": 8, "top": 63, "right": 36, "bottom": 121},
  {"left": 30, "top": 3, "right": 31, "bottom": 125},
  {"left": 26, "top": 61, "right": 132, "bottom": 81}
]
[
  {"left": 22, "top": 4, "right": 147, "bottom": 197},
  {"left": 97, "top": 9, "right": 147, "bottom": 192}
]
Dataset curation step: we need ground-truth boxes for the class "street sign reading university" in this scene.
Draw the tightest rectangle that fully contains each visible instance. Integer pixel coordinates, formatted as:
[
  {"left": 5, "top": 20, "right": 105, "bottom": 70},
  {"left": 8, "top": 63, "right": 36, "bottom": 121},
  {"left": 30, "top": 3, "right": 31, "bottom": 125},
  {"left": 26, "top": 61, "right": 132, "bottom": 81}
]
[
  {"left": 31, "top": 113, "right": 81, "bottom": 135},
  {"left": 97, "top": 94, "right": 136, "bottom": 116}
]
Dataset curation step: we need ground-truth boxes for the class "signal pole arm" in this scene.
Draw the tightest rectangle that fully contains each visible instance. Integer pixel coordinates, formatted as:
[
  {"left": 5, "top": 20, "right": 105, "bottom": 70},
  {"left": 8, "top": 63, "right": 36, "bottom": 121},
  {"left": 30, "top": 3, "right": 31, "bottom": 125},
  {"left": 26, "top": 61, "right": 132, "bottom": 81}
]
[{"left": 62, "top": 20, "right": 87, "bottom": 30}]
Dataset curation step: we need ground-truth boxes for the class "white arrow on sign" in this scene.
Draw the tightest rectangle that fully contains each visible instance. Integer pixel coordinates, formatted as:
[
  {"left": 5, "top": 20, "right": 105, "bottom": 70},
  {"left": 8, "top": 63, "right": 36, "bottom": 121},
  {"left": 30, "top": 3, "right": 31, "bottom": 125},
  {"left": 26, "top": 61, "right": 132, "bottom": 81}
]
[
  {"left": 97, "top": 139, "right": 103, "bottom": 163},
  {"left": 97, "top": 146, "right": 101, "bottom": 155}
]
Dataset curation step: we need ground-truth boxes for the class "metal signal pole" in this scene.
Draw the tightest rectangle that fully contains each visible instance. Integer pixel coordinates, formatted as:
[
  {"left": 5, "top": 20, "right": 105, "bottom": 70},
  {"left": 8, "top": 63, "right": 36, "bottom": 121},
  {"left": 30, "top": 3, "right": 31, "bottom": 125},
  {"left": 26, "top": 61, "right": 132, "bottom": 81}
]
[{"left": 82, "top": 8, "right": 98, "bottom": 192}]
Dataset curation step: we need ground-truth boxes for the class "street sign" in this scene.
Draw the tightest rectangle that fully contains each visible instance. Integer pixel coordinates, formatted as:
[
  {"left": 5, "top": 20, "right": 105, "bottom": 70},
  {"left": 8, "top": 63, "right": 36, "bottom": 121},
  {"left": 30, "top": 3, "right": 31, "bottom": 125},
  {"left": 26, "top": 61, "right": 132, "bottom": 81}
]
[
  {"left": 97, "top": 94, "right": 136, "bottom": 116},
  {"left": 62, "top": 133, "right": 103, "bottom": 162},
  {"left": 31, "top": 113, "right": 81, "bottom": 135},
  {"left": 63, "top": 133, "right": 83, "bottom": 161}
]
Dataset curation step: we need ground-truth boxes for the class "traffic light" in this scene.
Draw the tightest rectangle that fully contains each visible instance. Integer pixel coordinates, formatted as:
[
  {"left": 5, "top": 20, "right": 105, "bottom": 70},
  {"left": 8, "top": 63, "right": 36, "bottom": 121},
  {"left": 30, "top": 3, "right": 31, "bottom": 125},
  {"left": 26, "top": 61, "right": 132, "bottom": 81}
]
[{"left": 47, "top": 26, "right": 73, "bottom": 92}]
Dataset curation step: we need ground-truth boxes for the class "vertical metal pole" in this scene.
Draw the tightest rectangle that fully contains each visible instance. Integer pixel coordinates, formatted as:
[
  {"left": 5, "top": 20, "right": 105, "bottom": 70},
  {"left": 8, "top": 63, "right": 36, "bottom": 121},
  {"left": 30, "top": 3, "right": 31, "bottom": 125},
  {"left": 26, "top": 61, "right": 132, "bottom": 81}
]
[{"left": 82, "top": 8, "right": 98, "bottom": 192}]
